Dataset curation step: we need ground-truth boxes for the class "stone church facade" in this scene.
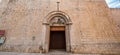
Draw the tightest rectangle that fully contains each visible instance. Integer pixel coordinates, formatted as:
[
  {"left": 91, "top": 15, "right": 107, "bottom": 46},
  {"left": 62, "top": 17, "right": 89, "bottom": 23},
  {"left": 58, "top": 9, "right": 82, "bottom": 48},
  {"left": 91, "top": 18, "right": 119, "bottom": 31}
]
[{"left": 0, "top": 0, "right": 120, "bottom": 54}]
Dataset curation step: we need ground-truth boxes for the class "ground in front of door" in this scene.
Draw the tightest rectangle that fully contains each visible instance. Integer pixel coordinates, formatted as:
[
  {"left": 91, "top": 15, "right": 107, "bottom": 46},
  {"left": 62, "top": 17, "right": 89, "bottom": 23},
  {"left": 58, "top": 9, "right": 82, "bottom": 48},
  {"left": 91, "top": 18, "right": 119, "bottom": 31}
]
[{"left": 0, "top": 50, "right": 103, "bottom": 55}]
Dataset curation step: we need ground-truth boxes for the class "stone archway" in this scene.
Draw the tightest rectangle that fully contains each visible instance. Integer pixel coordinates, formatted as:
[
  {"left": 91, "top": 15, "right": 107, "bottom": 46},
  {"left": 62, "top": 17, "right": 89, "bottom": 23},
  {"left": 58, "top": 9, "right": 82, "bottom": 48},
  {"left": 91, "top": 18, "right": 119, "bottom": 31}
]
[{"left": 43, "top": 11, "right": 72, "bottom": 53}]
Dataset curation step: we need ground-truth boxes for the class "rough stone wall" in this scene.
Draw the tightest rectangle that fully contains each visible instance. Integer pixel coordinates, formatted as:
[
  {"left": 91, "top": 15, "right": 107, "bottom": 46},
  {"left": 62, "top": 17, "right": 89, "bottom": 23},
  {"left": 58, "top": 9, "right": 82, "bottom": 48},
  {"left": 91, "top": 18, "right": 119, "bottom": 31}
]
[
  {"left": 70, "top": 1, "right": 120, "bottom": 54},
  {"left": 109, "top": 9, "right": 120, "bottom": 29},
  {"left": 0, "top": 0, "right": 44, "bottom": 53},
  {"left": 0, "top": 0, "right": 120, "bottom": 54}
]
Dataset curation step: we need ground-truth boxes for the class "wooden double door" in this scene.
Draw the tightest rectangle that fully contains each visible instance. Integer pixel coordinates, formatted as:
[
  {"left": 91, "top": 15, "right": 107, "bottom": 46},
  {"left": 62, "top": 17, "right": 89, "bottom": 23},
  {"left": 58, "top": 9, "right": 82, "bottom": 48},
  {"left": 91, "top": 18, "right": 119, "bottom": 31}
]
[{"left": 49, "top": 26, "right": 66, "bottom": 50}]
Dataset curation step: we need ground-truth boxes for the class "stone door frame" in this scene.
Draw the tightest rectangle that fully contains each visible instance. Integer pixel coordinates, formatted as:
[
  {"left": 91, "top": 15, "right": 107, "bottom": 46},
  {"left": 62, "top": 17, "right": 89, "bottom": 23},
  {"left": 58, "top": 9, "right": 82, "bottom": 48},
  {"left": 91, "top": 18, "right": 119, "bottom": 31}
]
[{"left": 43, "top": 11, "right": 72, "bottom": 53}]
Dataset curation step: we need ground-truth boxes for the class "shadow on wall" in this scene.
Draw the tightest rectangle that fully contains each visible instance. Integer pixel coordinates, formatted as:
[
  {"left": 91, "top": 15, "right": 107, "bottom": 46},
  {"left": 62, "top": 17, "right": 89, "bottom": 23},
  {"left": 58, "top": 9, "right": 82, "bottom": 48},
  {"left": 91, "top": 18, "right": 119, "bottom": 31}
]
[{"left": 118, "top": 25, "right": 120, "bottom": 27}]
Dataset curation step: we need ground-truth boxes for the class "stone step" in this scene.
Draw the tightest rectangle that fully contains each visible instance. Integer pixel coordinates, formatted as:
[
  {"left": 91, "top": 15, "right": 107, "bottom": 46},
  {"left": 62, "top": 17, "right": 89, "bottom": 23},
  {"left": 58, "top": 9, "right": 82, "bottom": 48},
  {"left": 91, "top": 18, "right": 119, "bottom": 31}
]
[{"left": 0, "top": 52, "right": 101, "bottom": 55}]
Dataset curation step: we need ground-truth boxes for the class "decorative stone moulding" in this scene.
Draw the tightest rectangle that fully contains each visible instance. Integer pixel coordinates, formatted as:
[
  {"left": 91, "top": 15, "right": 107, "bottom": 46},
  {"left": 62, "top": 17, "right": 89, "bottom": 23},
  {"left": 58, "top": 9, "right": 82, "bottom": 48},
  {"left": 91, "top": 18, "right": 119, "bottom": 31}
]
[{"left": 43, "top": 11, "right": 72, "bottom": 25}]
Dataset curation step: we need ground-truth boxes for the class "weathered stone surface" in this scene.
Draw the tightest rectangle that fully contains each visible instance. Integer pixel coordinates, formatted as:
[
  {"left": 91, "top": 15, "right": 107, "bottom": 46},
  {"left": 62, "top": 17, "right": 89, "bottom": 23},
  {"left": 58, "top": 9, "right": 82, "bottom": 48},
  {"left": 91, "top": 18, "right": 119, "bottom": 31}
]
[
  {"left": 0, "top": 0, "right": 120, "bottom": 54},
  {"left": 0, "top": 52, "right": 102, "bottom": 55}
]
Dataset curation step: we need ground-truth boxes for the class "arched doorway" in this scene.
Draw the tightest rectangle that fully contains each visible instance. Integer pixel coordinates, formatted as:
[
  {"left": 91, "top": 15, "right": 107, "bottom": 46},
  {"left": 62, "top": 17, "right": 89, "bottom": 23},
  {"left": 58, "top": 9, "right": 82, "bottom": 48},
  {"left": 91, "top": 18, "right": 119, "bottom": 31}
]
[
  {"left": 43, "top": 11, "right": 72, "bottom": 53},
  {"left": 49, "top": 16, "right": 66, "bottom": 51}
]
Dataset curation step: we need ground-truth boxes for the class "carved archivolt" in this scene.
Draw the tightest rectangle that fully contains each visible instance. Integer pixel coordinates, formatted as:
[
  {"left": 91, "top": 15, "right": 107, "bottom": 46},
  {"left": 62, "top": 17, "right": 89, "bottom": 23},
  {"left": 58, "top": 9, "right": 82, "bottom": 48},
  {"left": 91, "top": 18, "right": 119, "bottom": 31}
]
[{"left": 43, "top": 11, "right": 72, "bottom": 25}]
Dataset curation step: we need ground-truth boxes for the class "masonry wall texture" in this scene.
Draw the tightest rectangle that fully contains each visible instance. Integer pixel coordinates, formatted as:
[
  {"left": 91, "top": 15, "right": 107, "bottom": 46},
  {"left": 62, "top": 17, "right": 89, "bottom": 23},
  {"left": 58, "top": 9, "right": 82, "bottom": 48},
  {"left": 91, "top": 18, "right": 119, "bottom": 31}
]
[{"left": 0, "top": 0, "right": 120, "bottom": 54}]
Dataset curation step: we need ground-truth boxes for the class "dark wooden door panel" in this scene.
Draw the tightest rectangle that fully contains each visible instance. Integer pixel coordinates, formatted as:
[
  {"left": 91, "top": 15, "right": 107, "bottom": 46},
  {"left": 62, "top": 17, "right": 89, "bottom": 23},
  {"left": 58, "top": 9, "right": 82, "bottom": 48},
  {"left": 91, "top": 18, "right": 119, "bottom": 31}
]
[{"left": 50, "top": 31, "right": 66, "bottom": 49}]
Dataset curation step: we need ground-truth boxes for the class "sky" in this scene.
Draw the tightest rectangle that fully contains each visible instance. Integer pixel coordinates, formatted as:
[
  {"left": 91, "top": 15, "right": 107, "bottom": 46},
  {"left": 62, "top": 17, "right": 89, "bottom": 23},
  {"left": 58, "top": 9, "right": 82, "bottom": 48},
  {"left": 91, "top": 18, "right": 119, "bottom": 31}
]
[
  {"left": 0, "top": 0, "right": 1, "bottom": 3},
  {"left": 105, "top": 0, "right": 120, "bottom": 8}
]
